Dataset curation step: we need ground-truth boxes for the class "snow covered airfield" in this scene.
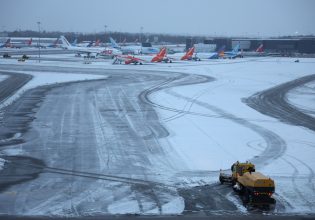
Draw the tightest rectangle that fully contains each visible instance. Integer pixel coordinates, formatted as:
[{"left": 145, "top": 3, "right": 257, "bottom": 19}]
[{"left": 0, "top": 54, "right": 314, "bottom": 218}]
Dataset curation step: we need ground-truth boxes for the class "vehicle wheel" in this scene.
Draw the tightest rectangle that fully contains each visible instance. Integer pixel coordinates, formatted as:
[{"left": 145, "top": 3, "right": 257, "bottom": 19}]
[
  {"left": 140, "top": 63, "right": 143, "bottom": 65},
  {"left": 170, "top": 60, "right": 173, "bottom": 63},
  {"left": 243, "top": 189, "right": 250, "bottom": 204},
  {"left": 231, "top": 180, "right": 236, "bottom": 186},
  {"left": 219, "top": 177, "right": 223, "bottom": 184}
]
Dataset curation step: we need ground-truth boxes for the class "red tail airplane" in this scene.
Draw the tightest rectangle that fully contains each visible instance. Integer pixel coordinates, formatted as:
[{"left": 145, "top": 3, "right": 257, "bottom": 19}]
[
  {"left": 256, "top": 44, "right": 264, "bottom": 53},
  {"left": 180, "top": 47, "right": 201, "bottom": 61},
  {"left": 94, "top": 39, "right": 101, "bottom": 47},
  {"left": 113, "top": 47, "right": 173, "bottom": 65},
  {"left": 113, "top": 55, "right": 146, "bottom": 65},
  {"left": 151, "top": 47, "right": 172, "bottom": 63}
]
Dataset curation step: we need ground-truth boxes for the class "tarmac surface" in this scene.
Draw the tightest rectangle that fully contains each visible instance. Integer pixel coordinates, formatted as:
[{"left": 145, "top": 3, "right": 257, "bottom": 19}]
[{"left": 0, "top": 64, "right": 314, "bottom": 219}]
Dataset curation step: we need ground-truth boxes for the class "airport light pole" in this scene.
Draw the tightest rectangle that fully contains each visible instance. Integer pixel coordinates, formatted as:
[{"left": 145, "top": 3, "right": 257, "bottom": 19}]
[
  {"left": 140, "top": 26, "right": 143, "bottom": 43},
  {"left": 104, "top": 25, "right": 107, "bottom": 43},
  {"left": 37, "top": 21, "right": 41, "bottom": 63}
]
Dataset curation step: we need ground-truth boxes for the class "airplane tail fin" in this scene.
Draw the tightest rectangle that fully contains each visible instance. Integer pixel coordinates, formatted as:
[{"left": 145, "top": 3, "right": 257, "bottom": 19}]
[
  {"left": 157, "top": 47, "right": 167, "bottom": 57},
  {"left": 55, "top": 38, "right": 59, "bottom": 45},
  {"left": 217, "top": 45, "right": 226, "bottom": 53},
  {"left": 151, "top": 47, "right": 167, "bottom": 62},
  {"left": 110, "top": 37, "right": 120, "bottom": 49},
  {"left": 187, "top": 47, "right": 195, "bottom": 56},
  {"left": 60, "top": 36, "right": 72, "bottom": 49},
  {"left": 232, "top": 44, "right": 240, "bottom": 53},
  {"left": 217, "top": 45, "right": 226, "bottom": 58},
  {"left": 122, "top": 38, "right": 126, "bottom": 46},
  {"left": 27, "top": 38, "right": 32, "bottom": 46},
  {"left": 95, "top": 39, "right": 100, "bottom": 46},
  {"left": 181, "top": 47, "right": 195, "bottom": 60},
  {"left": 256, "top": 44, "right": 264, "bottom": 52},
  {"left": 72, "top": 39, "right": 77, "bottom": 46},
  {"left": 1, "top": 38, "right": 11, "bottom": 47}
]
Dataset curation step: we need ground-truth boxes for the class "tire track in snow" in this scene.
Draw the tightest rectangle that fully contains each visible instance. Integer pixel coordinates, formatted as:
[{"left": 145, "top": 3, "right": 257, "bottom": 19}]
[
  {"left": 165, "top": 91, "right": 287, "bottom": 168},
  {"left": 246, "top": 140, "right": 315, "bottom": 211},
  {"left": 244, "top": 74, "right": 315, "bottom": 132}
]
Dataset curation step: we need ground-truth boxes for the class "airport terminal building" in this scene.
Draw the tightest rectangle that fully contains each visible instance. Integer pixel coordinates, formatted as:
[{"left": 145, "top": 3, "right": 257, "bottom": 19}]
[{"left": 187, "top": 37, "right": 315, "bottom": 55}]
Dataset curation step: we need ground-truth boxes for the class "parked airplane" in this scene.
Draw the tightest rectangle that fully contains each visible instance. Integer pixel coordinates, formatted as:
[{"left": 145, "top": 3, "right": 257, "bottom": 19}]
[
  {"left": 46, "top": 38, "right": 60, "bottom": 48},
  {"left": 141, "top": 42, "right": 160, "bottom": 55},
  {"left": 112, "top": 47, "right": 172, "bottom": 64},
  {"left": 4, "top": 38, "right": 33, "bottom": 48},
  {"left": 113, "top": 55, "right": 146, "bottom": 65},
  {"left": 256, "top": 44, "right": 264, "bottom": 53},
  {"left": 222, "top": 44, "right": 243, "bottom": 59},
  {"left": 110, "top": 37, "right": 160, "bottom": 55},
  {"left": 0, "top": 39, "right": 11, "bottom": 48},
  {"left": 71, "top": 39, "right": 78, "bottom": 46},
  {"left": 241, "top": 44, "right": 265, "bottom": 57},
  {"left": 86, "top": 39, "right": 101, "bottom": 47},
  {"left": 208, "top": 45, "right": 226, "bottom": 59},
  {"left": 180, "top": 47, "right": 201, "bottom": 61},
  {"left": 60, "top": 35, "right": 122, "bottom": 58},
  {"left": 110, "top": 37, "right": 141, "bottom": 55},
  {"left": 151, "top": 47, "right": 172, "bottom": 63}
]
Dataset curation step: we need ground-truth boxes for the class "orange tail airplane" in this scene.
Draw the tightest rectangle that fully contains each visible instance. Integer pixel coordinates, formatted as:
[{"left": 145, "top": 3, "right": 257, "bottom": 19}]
[
  {"left": 151, "top": 47, "right": 173, "bottom": 63},
  {"left": 113, "top": 47, "right": 173, "bottom": 65},
  {"left": 180, "top": 47, "right": 201, "bottom": 61}
]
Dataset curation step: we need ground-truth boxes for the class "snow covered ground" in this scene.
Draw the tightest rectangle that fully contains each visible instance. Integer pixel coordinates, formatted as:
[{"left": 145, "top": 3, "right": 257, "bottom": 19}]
[
  {"left": 0, "top": 56, "right": 315, "bottom": 214},
  {"left": 148, "top": 57, "right": 315, "bottom": 213},
  {"left": 0, "top": 70, "right": 107, "bottom": 110}
]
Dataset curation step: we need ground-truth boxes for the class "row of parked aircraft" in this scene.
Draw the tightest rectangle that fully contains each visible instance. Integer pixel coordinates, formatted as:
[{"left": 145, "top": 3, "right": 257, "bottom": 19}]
[
  {"left": 1, "top": 35, "right": 265, "bottom": 64},
  {"left": 0, "top": 38, "right": 61, "bottom": 49},
  {"left": 59, "top": 36, "right": 266, "bottom": 64}
]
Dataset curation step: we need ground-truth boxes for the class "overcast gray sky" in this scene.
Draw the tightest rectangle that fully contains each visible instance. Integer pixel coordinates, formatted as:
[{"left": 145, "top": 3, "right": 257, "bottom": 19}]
[{"left": 1, "top": 0, "right": 314, "bottom": 37}]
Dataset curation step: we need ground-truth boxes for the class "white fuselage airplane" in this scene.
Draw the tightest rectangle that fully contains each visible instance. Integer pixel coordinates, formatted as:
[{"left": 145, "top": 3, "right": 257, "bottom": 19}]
[
  {"left": 60, "top": 36, "right": 122, "bottom": 58},
  {"left": 110, "top": 37, "right": 160, "bottom": 55}
]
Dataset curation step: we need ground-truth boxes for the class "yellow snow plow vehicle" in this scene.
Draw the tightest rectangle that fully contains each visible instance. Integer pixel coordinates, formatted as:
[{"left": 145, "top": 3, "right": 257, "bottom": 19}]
[{"left": 219, "top": 161, "right": 275, "bottom": 206}]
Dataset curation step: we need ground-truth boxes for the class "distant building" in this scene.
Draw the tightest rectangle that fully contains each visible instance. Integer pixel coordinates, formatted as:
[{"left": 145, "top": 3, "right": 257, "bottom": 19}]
[
  {"left": 194, "top": 43, "right": 216, "bottom": 53},
  {"left": 0, "top": 32, "right": 8, "bottom": 38},
  {"left": 187, "top": 37, "right": 315, "bottom": 54}
]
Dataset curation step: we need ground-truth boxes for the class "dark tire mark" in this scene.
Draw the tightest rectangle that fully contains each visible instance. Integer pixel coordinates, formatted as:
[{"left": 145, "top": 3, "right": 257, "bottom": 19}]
[
  {"left": 0, "top": 156, "right": 45, "bottom": 192},
  {"left": 166, "top": 91, "right": 286, "bottom": 169},
  {"left": 244, "top": 74, "right": 315, "bottom": 132},
  {"left": 178, "top": 183, "right": 238, "bottom": 215},
  {"left": 0, "top": 72, "right": 32, "bottom": 103},
  {"left": 0, "top": 79, "right": 105, "bottom": 146}
]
